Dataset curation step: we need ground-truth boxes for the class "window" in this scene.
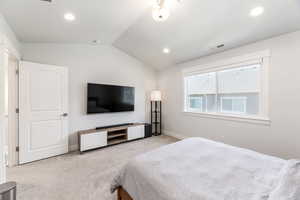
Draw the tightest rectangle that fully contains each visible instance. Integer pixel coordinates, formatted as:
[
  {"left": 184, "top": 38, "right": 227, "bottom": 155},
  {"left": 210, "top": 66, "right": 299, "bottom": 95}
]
[
  {"left": 220, "top": 96, "right": 247, "bottom": 114},
  {"left": 183, "top": 51, "right": 269, "bottom": 123},
  {"left": 189, "top": 96, "right": 203, "bottom": 112}
]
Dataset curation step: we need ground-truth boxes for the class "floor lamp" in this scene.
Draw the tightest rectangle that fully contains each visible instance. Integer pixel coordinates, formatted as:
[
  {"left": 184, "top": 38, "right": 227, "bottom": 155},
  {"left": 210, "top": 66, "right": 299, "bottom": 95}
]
[{"left": 150, "top": 90, "right": 162, "bottom": 136}]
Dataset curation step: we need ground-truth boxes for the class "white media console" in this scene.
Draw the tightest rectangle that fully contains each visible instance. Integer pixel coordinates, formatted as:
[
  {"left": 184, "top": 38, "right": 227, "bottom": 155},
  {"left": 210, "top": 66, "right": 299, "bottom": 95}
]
[{"left": 78, "top": 123, "right": 145, "bottom": 153}]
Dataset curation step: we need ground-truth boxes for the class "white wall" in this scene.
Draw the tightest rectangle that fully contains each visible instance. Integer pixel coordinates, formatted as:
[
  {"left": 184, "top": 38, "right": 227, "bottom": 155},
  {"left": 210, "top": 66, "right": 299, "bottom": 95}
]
[
  {"left": 0, "top": 13, "right": 21, "bottom": 57},
  {"left": 158, "top": 30, "right": 300, "bottom": 159},
  {"left": 21, "top": 43, "right": 157, "bottom": 150}
]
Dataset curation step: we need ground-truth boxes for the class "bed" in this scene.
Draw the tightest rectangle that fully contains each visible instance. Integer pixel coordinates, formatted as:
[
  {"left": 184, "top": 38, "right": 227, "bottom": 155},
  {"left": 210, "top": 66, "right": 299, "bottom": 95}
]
[{"left": 111, "top": 138, "right": 300, "bottom": 200}]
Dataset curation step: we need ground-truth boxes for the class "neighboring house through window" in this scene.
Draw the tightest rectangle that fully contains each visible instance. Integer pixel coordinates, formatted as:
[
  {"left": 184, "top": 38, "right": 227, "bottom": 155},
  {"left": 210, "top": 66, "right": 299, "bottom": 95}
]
[
  {"left": 183, "top": 50, "right": 270, "bottom": 123},
  {"left": 220, "top": 96, "right": 247, "bottom": 114},
  {"left": 189, "top": 96, "right": 204, "bottom": 112}
]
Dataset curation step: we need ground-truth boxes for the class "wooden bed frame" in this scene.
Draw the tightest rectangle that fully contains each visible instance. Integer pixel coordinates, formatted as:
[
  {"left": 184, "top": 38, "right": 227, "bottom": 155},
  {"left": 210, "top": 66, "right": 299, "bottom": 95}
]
[{"left": 117, "top": 187, "right": 133, "bottom": 200}]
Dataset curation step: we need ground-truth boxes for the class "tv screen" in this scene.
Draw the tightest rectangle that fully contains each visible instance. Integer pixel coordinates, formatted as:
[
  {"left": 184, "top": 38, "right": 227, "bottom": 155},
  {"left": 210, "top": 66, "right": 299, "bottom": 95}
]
[{"left": 87, "top": 83, "right": 135, "bottom": 114}]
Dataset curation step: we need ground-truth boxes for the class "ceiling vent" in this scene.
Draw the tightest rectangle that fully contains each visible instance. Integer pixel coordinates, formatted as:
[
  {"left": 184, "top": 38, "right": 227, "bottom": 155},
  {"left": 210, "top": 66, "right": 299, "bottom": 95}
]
[{"left": 40, "top": 0, "right": 52, "bottom": 2}]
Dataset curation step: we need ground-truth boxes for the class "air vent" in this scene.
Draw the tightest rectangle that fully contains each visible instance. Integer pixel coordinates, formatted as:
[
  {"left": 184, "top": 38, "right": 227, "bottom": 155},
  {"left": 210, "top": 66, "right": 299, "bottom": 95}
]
[
  {"left": 217, "top": 44, "right": 225, "bottom": 48},
  {"left": 41, "top": 0, "right": 52, "bottom": 2}
]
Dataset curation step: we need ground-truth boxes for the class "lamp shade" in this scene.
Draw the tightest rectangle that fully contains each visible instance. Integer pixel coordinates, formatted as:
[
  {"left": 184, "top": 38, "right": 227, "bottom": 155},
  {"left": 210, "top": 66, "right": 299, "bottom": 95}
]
[{"left": 151, "top": 90, "right": 162, "bottom": 101}]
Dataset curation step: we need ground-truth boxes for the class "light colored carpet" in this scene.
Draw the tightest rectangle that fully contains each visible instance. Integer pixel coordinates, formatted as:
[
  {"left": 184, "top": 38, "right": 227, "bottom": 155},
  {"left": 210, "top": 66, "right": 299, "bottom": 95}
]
[{"left": 7, "top": 135, "right": 178, "bottom": 200}]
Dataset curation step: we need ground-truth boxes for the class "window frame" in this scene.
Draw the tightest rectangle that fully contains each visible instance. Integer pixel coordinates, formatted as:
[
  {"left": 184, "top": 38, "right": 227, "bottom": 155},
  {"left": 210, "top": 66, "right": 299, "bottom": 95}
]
[{"left": 182, "top": 50, "right": 270, "bottom": 125}]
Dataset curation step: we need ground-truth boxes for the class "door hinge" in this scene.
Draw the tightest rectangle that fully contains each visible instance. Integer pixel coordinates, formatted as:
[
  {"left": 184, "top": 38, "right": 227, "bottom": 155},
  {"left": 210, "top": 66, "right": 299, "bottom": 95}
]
[
  {"left": 16, "top": 69, "right": 19, "bottom": 75},
  {"left": 16, "top": 146, "right": 19, "bottom": 152},
  {"left": 16, "top": 108, "right": 19, "bottom": 113}
]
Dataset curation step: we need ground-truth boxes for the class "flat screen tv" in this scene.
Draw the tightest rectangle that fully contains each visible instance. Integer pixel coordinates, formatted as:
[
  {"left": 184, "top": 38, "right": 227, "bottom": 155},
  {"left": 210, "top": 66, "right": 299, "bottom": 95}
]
[{"left": 87, "top": 83, "right": 135, "bottom": 114}]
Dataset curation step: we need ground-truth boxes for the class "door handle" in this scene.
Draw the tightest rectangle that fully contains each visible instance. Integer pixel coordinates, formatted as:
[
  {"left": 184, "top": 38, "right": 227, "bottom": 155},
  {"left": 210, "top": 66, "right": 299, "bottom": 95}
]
[{"left": 62, "top": 113, "right": 68, "bottom": 117}]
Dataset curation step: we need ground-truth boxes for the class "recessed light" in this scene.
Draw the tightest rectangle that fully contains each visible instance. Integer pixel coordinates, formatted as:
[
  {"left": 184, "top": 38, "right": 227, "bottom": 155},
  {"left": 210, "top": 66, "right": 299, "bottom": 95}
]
[
  {"left": 250, "top": 6, "right": 264, "bottom": 17},
  {"left": 64, "top": 13, "right": 76, "bottom": 21},
  {"left": 163, "top": 48, "right": 170, "bottom": 54}
]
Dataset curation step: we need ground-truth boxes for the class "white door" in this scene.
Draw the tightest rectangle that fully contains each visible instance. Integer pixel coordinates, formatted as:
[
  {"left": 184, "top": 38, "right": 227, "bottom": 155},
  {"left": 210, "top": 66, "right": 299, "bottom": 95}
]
[{"left": 19, "top": 61, "right": 68, "bottom": 164}]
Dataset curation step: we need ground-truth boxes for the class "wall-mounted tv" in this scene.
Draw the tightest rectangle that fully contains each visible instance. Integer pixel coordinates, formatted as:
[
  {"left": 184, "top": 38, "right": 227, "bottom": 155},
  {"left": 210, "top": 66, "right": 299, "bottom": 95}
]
[{"left": 87, "top": 83, "right": 135, "bottom": 114}]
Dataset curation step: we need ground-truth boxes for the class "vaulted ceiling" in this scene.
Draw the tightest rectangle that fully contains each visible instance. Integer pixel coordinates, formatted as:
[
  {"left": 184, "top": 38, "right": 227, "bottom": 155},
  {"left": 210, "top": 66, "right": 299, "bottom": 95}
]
[{"left": 1, "top": 0, "right": 300, "bottom": 69}]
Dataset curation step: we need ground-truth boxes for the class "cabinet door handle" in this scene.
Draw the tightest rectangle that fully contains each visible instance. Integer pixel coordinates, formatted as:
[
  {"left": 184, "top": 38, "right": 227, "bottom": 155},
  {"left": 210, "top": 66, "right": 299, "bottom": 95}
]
[{"left": 62, "top": 113, "right": 68, "bottom": 117}]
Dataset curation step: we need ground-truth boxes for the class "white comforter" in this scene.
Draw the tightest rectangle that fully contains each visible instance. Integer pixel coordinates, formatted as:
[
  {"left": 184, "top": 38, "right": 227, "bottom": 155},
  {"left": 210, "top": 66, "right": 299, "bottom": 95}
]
[{"left": 111, "top": 138, "right": 299, "bottom": 200}]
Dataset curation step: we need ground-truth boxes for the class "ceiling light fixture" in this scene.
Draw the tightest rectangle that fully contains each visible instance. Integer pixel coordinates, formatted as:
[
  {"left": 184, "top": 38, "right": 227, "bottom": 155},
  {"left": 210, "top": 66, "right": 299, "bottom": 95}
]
[
  {"left": 152, "top": 0, "right": 170, "bottom": 22},
  {"left": 152, "top": 0, "right": 181, "bottom": 22},
  {"left": 250, "top": 6, "right": 264, "bottom": 17},
  {"left": 64, "top": 13, "right": 76, "bottom": 21},
  {"left": 163, "top": 48, "right": 170, "bottom": 54},
  {"left": 153, "top": 7, "right": 170, "bottom": 22}
]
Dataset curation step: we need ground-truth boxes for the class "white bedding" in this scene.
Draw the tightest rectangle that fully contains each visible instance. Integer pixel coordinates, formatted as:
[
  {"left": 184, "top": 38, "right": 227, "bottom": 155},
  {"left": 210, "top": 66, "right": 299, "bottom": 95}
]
[
  {"left": 111, "top": 138, "right": 297, "bottom": 200},
  {"left": 268, "top": 159, "right": 300, "bottom": 200}
]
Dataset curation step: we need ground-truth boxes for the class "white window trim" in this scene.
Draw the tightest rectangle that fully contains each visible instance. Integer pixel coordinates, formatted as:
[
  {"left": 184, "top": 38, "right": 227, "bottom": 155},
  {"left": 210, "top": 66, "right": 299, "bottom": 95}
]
[
  {"left": 182, "top": 111, "right": 270, "bottom": 125},
  {"left": 182, "top": 50, "right": 270, "bottom": 76},
  {"left": 220, "top": 96, "right": 247, "bottom": 115},
  {"left": 182, "top": 50, "right": 270, "bottom": 125}
]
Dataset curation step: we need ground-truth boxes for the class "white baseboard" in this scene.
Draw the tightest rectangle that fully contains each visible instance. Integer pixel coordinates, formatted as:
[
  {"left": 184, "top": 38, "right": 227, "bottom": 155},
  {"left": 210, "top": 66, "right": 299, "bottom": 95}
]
[
  {"left": 69, "top": 144, "right": 79, "bottom": 152},
  {"left": 163, "top": 130, "right": 189, "bottom": 140}
]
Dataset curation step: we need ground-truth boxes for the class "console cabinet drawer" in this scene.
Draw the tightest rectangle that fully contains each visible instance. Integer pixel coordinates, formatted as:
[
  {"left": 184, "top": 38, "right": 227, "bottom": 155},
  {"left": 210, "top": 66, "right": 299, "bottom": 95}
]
[
  {"left": 128, "top": 125, "right": 145, "bottom": 140},
  {"left": 80, "top": 131, "right": 107, "bottom": 151}
]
